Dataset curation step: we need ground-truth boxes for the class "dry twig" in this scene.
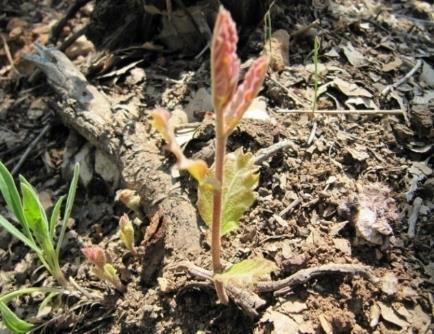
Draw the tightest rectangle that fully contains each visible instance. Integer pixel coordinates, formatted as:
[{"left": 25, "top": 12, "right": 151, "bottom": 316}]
[
  {"left": 277, "top": 108, "right": 405, "bottom": 115},
  {"left": 381, "top": 59, "right": 423, "bottom": 96},
  {"left": 254, "top": 139, "right": 297, "bottom": 164},
  {"left": 257, "top": 263, "right": 379, "bottom": 296},
  {"left": 50, "top": 0, "right": 92, "bottom": 43},
  {"left": 12, "top": 124, "right": 51, "bottom": 176}
]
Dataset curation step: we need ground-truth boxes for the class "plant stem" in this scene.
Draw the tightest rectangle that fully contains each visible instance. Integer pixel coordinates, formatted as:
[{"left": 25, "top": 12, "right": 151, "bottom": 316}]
[{"left": 212, "top": 114, "right": 229, "bottom": 304}]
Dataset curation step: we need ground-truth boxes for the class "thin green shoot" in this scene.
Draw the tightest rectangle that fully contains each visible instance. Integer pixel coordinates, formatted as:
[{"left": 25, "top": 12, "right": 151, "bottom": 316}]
[{"left": 311, "top": 35, "right": 321, "bottom": 113}]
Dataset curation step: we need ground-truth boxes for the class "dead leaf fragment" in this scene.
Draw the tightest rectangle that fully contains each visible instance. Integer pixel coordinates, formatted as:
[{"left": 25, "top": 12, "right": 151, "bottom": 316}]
[
  {"left": 333, "top": 238, "right": 352, "bottom": 256},
  {"left": 264, "top": 29, "right": 290, "bottom": 72},
  {"left": 346, "top": 146, "right": 370, "bottom": 162},
  {"left": 370, "top": 303, "right": 381, "bottom": 328},
  {"left": 332, "top": 78, "right": 372, "bottom": 98},
  {"left": 421, "top": 61, "right": 434, "bottom": 87},
  {"left": 280, "top": 299, "right": 307, "bottom": 314},
  {"left": 381, "top": 272, "right": 398, "bottom": 295},
  {"left": 382, "top": 57, "right": 403, "bottom": 72},
  {"left": 268, "top": 311, "right": 299, "bottom": 334},
  {"left": 243, "top": 98, "right": 271, "bottom": 122},
  {"left": 378, "top": 302, "right": 409, "bottom": 328},
  {"left": 319, "top": 314, "right": 333, "bottom": 334},
  {"left": 342, "top": 42, "right": 367, "bottom": 67}
]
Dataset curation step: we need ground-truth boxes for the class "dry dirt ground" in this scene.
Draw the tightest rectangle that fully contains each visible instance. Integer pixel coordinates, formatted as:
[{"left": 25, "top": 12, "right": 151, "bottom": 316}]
[{"left": 0, "top": 0, "right": 433, "bottom": 333}]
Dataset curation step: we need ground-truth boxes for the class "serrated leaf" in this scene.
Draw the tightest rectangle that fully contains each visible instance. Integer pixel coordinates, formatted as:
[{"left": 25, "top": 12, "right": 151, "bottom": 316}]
[
  {"left": 0, "top": 301, "right": 33, "bottom": 334},
  {"left": 197, "top": 149, "right": 258, "bottom": 236},
  {"left": 214, "top": 258, "right": 276, "bottom": 286}
]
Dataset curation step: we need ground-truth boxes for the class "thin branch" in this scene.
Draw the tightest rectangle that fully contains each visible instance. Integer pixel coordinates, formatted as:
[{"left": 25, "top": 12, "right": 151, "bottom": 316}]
[
  {"left": 254, "top": 139, "right": 297, "bottom": 164},
  {"left": 381, "top": 59, "right": 423, "bottom": 96},
  {"left": 256, "top": 263, "right": 379, "bottom": 295},
  {"left": 50, "top": 0, "right": 92, "bottom": 43},
  {"left": 12, "top": 124, "right": 51, "bottom": 176},
  {"left": 277, "top": 108, "right": 404, "bottom": 115}
]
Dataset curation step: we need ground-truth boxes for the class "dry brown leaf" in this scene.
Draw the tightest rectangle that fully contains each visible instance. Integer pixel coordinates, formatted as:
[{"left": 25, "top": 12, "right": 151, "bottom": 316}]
[
  {"left": 332, "top": 78, "right": 372, "bottom": 98},
  {"left": 382, "top": 57, "right": 403, "bottom": 72},
  {"left": 333, "top": 238, "right": 352, "bottom": 256},
  {"left": 341, "top": 42, "right": 367, "bottom": 67}
]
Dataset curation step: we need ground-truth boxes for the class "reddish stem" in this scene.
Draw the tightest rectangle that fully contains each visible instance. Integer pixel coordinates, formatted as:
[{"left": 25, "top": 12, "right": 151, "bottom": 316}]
[{"left": 211, "top": 107, "right": 229, "bottom": 304}]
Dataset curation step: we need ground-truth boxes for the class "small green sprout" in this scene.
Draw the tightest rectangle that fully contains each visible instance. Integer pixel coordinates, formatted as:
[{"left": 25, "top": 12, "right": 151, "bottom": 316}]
[
  {"left": 119, "top": 213, "right": 137, "bottom": 256},
  {"left": 151, "top": 7, "right": 276, "bottom": 304},
  {"left": 0, "top": 162, "right": 79, "bottom": 287},
  {"left": 81, "top": 246, "right": 125, "bottom": 292}
]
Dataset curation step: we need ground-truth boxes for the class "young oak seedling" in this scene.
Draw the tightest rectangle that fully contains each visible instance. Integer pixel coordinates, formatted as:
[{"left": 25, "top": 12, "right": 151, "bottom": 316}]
[{"left": 151, "top": 7, "right": 276, "bottom": 304}]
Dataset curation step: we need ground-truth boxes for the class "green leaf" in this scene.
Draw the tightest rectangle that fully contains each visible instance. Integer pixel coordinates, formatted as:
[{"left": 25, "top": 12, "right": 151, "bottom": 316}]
[
  {"left": 38, "top": 291, "right": 59, "bottom": 315},
  {"left": 197, "top": 149, "right": 259, "bottom": 236},
  {"left": 0, "top": 162, "right": 26, "bottom": 228},
  {"left": 49, "top": 196, "right": 64, "bottom": 239},
  {"left": 0, "top": 301, "right": 33, "bottom": 334},
  {"left": 214, "top": 258, "right": 276, "bottom": 287},
  {"left": 20, "top": 181, "right": 50, "bottom": 247},
  {"left": 0, "top": 214, "right": 40, "bottom": 254},
  {"left": 56, "top": 163, "right": 79, "bottom": 255}
]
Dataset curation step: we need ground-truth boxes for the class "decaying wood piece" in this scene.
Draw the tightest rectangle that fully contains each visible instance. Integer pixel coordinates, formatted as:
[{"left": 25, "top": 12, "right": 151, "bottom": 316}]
[
  {"left": 25, "top": 45, "right": 201, "bottom": 264},
  {"left": 257, "top": 263, "right": 380, "bottom": 296}
]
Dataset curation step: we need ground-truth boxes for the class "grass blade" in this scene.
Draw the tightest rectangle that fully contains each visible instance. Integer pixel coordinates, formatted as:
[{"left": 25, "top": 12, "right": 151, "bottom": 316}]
[
  {"left": 0, "top": 301, "right": 34, "bottom": 334},
  {"left": 0, "top": 162, "right": 27, "bottom": 232},
  {"left": 0, "top": 214, "right": 40, "bottom": 254},
  {"left": 56, "top": 163, "right": 79, "bottom": 256},
  {"left": 20, "top": 182, "right": 50, "bottom": 249},
  {"left": 49, "top": 196, "right": 64, "bottom": 239}
]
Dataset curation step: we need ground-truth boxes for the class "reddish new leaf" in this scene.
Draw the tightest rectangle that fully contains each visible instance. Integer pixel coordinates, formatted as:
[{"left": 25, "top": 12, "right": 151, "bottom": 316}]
[
  {"left": 223, "top": 56, "right": 269, "bottom": 135},
  {"left": 211, "top": 7, "right": 240, "bottom": 113},
  {"left": 82, "top": 246, "right": 106, "bottom": 268}
]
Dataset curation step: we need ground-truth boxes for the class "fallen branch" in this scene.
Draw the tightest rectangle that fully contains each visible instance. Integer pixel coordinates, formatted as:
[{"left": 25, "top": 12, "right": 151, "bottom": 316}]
[
  {"left": 256, "top": 263, "right": 379, "bottom": 296},
  {"left": 25, "top": 45, "right": 202, "bottom": 270}
]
